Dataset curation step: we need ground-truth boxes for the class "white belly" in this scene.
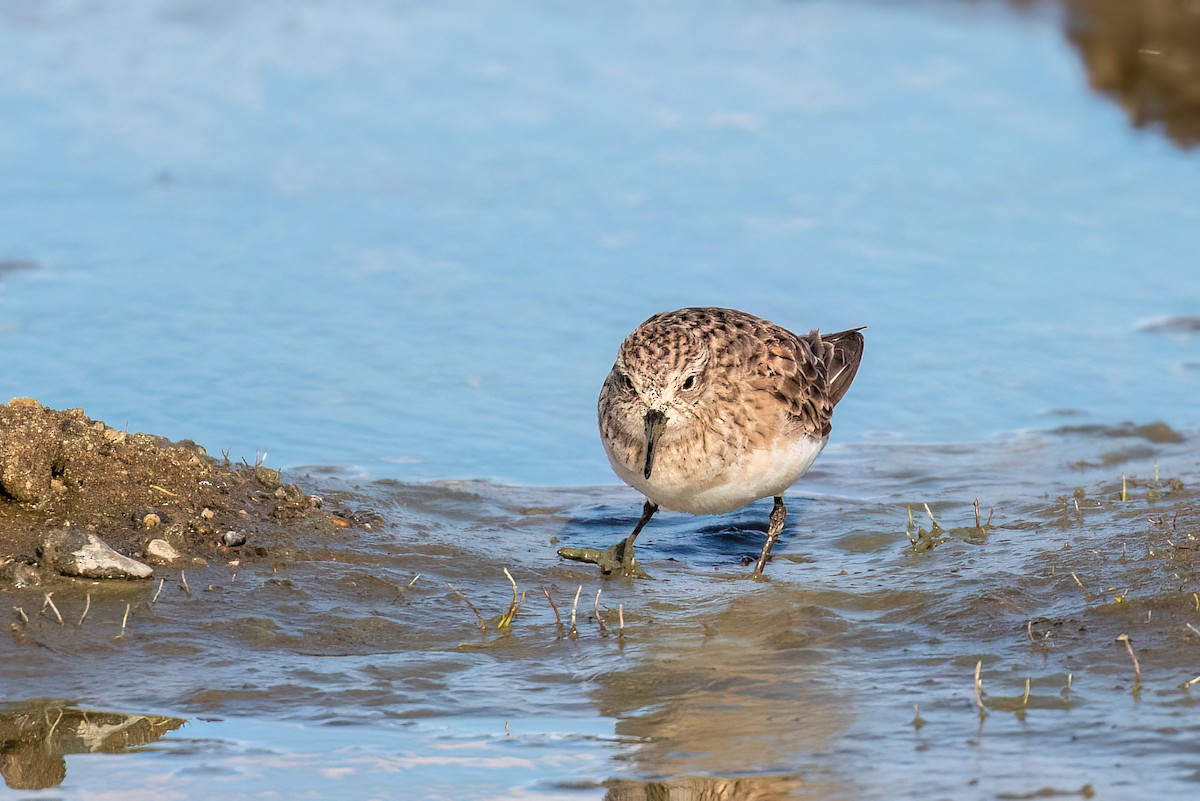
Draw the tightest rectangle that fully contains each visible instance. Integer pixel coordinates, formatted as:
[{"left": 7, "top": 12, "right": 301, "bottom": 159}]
[{"left": 606, "top": 435, "right": 828, "bottom": 515}]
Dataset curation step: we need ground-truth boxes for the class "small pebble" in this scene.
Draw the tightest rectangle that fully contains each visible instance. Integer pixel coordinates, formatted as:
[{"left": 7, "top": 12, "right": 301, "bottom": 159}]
[
  {"left": 201, "top": 508, "right": 215, "bottom": 520},
  {"left": 146, "top": 538, "right": 182, "bottom": 565},
  {"left": 220, "top": 530, "right": 247, "bottom": 547}
]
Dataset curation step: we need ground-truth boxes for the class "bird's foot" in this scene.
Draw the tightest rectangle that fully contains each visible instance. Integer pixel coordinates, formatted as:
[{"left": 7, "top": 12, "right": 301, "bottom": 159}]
[{"left": 557, "top": 540, "right": 650, "bottom": 579}]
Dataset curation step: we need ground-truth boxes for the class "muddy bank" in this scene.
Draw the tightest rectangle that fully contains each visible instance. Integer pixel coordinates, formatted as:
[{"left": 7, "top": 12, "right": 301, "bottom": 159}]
[{"left": 0, "top": 399, "right": 340, "bottom": 588}]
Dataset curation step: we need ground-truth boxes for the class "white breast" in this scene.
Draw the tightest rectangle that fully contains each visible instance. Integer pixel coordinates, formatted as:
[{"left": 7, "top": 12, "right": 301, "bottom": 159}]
[{"left": 605, "top": 435, "right": 828, "bottom": 515}]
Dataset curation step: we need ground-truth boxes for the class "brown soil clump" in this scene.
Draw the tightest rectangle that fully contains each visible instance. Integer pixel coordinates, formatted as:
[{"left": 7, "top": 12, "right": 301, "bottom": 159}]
[{"left": 0, "top": 399, "right": 338, "bottom": 586}]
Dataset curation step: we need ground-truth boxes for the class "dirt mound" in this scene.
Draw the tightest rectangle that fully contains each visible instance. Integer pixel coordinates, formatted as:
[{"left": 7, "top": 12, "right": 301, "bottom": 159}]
[{"left": 0, "top": 399, "right": 338, "bottom": 586}]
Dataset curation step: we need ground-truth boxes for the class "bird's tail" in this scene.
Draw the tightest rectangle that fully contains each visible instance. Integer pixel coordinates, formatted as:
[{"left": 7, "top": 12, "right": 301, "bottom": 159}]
[{"left": 820, "top": 327, "right": 865, "bottom": 406}]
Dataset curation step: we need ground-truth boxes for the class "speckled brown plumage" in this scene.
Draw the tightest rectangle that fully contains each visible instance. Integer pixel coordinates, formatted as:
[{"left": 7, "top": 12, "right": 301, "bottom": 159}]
[{"left": 566, "top": 307, "right": 864, "bottom": 578}]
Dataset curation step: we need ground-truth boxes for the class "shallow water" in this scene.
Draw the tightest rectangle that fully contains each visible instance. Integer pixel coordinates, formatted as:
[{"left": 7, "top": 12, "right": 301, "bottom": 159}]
[
  {"left": 3, "top": 0, "right": 1200, "bottom": 799},
  {"left": 1, "top": 0, "right": 1198, "bottom": 484},
  {"left": 5, "top": 429, "right": 1200, "bottom": 798}
]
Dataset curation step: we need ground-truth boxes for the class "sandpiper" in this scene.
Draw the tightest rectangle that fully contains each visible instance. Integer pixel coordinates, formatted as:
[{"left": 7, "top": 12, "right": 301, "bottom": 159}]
[{"left": 560, "top": 307, "right": 864, "bottom": 578}]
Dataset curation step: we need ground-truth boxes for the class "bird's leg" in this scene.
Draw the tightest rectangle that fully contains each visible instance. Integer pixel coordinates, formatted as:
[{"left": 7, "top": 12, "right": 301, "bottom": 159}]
[
  {"left": 615, "top": 500, "right": 657, "bottom": 574},
  {"left": 751, "top": 496, "right": 786, "bottom": 579},
  {"left": 557, "top": 500, "right": 657, "bottom": 578}
]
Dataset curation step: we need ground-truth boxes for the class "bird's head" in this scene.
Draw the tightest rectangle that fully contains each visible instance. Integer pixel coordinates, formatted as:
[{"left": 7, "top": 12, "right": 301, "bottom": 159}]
[{"left": 600, "top": 320, "right": 713, "bottom": 479}]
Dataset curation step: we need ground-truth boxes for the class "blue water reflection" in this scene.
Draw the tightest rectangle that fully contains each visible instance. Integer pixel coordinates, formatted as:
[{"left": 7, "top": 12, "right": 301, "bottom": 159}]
[{"left": 1, "top": 1, "right": 1197, "bottom": 485}]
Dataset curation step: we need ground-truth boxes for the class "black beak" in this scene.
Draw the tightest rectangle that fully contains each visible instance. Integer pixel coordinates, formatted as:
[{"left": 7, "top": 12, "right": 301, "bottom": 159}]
[{"left": 643, "top": 409, "right": 667, "bottom": 480}]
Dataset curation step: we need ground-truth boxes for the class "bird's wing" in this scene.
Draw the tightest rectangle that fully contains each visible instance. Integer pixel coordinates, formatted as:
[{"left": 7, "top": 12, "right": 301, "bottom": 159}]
[{"left": 744, "top": 324, "right": 836, "bottom": 438}]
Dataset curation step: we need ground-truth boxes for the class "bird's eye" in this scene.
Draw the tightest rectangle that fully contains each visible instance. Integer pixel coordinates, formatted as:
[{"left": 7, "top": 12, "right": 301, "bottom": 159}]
[
  {"left": 681, "top": 375, "right": 697, "bottom": 391},
  {"left": 618, "top": 372, "right": 635, "bottom": 392}
]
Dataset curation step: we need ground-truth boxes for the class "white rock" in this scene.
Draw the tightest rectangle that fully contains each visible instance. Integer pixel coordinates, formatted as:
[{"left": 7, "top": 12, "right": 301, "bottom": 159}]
[
  {"left": 43, "top": 528, "right": 153, "bottom": 580},
  {"left": 145, "top": 538, "right": 182, "bottom": 565}
]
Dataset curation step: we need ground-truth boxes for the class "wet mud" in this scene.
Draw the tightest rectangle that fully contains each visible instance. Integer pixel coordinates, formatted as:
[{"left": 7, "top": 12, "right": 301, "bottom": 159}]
[
  {"left": 3, "top": 405, "right": 1200, "bottom": 797},
  {"left": 0, "top": 399, "right": 341, "bottom": 588}
]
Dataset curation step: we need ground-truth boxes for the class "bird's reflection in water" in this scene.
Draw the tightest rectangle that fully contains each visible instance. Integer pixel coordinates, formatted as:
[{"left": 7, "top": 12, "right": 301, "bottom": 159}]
[
  {"left": 604, "top": 773, "right": 818, "bottom": 801},
  {"left": 592, "top": 591, "right": 858, "bottom": 800}
]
